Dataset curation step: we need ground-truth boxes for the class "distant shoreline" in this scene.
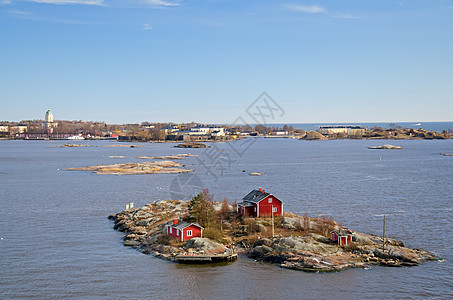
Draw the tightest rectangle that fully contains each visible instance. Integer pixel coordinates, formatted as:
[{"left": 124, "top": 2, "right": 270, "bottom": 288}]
[{"left": 264, "top": 121, "right": 453, "bottom": 133}]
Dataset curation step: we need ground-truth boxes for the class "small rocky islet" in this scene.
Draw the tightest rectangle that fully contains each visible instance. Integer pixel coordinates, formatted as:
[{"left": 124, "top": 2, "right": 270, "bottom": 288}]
[
  {"left": 64, "top": 161, "right": 193, "bottom": 175},
  {"left": 108, "top": 200, "right": 438, "bottom": 273},
  {"left": 174, "top": 142, "right": 209, "bottom": 148},
  {"left": 368, "top": 144, "right": 403, "bottom": 150}
]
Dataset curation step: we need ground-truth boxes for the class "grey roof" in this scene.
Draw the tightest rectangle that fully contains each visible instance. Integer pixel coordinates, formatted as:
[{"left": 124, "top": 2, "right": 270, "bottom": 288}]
[
  {"left": 242, "top": 189, "right": 271, "bottom": 203},
  {"left": 332, "top": 229, "right": 353, "bottom": 237},
  {"left": 167, "top": 220, "right": 203, "bottom": 230}
]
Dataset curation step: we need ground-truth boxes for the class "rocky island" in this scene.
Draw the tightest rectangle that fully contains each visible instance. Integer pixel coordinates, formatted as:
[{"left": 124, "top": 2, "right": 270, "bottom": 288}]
[
  {"left": 64, "top": 161, "right": 193, "bottom": 175},
  {"left": 136, "top": 154, "right": 198, "bottom": 160},
  {"left": 368, "top": 144, "right": 403, "bottom": 150},
  {"left": 174, "top": 142, "right": 209, "bottom": 148},
  {"left": 56, "top": 143, "right": 91, "bottom": 147},
  {"left": 108, "top": 191, "right": 438, "bottom": 272}
]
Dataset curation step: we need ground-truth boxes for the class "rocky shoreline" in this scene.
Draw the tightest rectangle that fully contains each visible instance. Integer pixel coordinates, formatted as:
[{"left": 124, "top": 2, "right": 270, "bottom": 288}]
[
  {"left": 249, "top": 233, "right": 435, "bottom": 272},
  {"left": 300, "top": 128, "right": 451, "bottom": 140},
  {"left": 108, "top": 200, "right": 438, "bottom": 272},
  {"left": 108, "top": 200, "right": 231, "bottom": 260}
]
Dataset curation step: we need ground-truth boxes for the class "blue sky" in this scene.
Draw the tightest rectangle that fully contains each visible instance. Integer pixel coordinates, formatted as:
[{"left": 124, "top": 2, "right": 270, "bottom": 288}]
[{"left": 1, "top": 0, "right": 452, "bottom": 124}]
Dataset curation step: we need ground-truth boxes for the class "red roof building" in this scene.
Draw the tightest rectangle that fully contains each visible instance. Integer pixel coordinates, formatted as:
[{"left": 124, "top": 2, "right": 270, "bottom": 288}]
[
  {"left": 166, "top": 219, "right": 204, "bottom": 242},
  {"left": 331, "top": 229, "right": 353, "bottom": 246},
  {"left": 238, "top": 188, "right": 283, "bottom": 218}
]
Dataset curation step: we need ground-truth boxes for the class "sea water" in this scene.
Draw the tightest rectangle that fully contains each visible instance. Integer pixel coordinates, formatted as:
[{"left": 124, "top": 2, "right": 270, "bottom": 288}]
[{"left": 0, "top": 138, "right": 452, "bottom": 299}]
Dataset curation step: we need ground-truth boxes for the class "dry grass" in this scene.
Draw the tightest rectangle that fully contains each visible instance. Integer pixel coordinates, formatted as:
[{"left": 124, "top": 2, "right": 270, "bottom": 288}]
[{"left": 203, "top": 227, "right": 224, "bottom": 241}]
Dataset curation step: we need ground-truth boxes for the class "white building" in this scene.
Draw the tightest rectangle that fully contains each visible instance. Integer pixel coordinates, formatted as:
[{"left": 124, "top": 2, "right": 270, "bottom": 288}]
[
  {"left": 44, "top": 109, "right": 57, "bottom": 134},
  {"left": 318, "top": 126, "right": 365, "bottom": 136},
  {"left": 190, "top": 126, "right": 225, "bottom": 136},
  {"left": 45, "top": 109, "right": 54, "bottom": 123}
]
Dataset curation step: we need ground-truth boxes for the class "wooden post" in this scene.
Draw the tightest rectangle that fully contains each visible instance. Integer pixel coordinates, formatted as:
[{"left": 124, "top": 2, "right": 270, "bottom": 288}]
[{"left": 272, "top": 206, "right": 275, "bottom": 238}]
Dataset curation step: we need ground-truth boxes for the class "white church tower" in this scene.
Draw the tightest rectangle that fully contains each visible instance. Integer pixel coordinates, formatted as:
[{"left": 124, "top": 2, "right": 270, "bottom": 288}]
[{"left": 45, "top": 109, "right": 55, "bottom": 134}]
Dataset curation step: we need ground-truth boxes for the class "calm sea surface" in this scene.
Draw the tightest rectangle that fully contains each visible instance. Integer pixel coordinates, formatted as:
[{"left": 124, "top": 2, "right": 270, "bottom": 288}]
[{"left": 1, "top": 138, "right": 452, "bottom": 299}]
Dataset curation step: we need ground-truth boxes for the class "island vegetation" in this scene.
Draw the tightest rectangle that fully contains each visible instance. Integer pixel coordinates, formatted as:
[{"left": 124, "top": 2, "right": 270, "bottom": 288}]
[{"left": 108, "top": 189, "right": 438, "bottom": 272}]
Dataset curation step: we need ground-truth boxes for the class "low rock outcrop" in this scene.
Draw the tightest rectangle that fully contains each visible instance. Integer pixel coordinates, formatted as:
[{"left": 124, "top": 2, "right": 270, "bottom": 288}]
[
  {"left": 56, "top": 143, "right": 91, "bottom": 147},
  {"left": 300, "top": 131, "right": 328, "bottom": 141},
  {"left": 174, "top": 143, "right": 209, "bottom": 148},
  {"left": 368, "top": 144, "right": 403, "bottom": 149},
  {"left": 248, "top": 233, "right": 437, "bottom": 272},
  {"left": 184, "top": 238, "right": 227, "bottom": 255},
  {"left": 64, "top": 161, "right": 193, "bottom": 175}
]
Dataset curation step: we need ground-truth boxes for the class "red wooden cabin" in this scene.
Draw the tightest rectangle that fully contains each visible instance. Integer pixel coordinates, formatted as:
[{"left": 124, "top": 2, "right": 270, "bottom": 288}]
[
  {"left": 331, "top": 229, "right": 353, "bottom": 246},
  {"left": 238, "top": 188, "right": 283, "bottom": 218},
  {"left": 166, "top": 219, "right": 204, "bottom": 242}
]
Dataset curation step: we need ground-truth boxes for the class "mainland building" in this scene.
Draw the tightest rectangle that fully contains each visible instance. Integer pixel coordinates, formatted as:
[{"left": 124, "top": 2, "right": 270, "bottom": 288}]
[{"left": 44, "top": 109, "right": 57, "bottom": 134}]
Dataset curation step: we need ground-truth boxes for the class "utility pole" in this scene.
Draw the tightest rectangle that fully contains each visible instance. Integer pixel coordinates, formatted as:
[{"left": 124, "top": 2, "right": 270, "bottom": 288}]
[{"left": 382, "top": 214, "right": 386, "bottom": 250}]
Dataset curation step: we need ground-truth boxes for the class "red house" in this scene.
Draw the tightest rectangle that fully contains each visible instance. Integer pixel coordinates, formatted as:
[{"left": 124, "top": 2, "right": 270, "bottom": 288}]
[
  {"left": 238, "top": 188, "right": 283, "bottom": 218},
  {"left": 166, "top": 219, "right": 204, "bottom": 242},
  {"left": 331, "top": 229, "right": 353, "bottom": 246}
]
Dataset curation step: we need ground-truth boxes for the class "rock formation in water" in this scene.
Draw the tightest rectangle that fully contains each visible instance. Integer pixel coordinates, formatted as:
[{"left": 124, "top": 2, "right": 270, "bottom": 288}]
[
  {"left": 300, "top": 131, "right": 328, "bottom": 141},
  {"left": 174, "top": 142, "right": 209, "bottom": 148},
  {"left": 368, "top": 145, "right": 403, "bottom": 149},
  {"left": 64, "top": 161, "right": 193, "bottom": 175}
]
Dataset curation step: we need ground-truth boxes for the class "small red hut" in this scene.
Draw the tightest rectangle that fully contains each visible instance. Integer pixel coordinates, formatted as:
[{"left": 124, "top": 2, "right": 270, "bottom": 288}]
[
  {"left": 238, "top": 188, "right": 283, "bottom": 218},
  {"left": 331, "top": 229, "right": 353, "bottom": 246},
  {"left": 166, "top": 219, "right": 204, "bottom": 242}
]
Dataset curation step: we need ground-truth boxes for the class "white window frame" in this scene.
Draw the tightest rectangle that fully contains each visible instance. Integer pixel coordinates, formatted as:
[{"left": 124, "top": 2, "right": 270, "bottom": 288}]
[
  {"left": 187, "top": 230, "right": 193, "bottom": 237},
  {"left": 169, "top": 227, "right": 172, "bottom": 234},
  {"left": 268, "top": 197, "right": 273, "bottom": 203},
  {"left": 272, "top": 207, "right": 277, "bottom": 213},
  {"left": 176, "top": 229, "right": 179, "bottom": 236},
  {"left": 254, "top": 207, "right": 257, "bottom": 212}
]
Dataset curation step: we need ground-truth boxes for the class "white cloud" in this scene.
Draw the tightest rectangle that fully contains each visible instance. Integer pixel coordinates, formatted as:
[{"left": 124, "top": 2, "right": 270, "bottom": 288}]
[
  {"left": 286, "top": 4, "right": 326, "bottom": 14},
  {"left": 8, "top": 9, "right": 95, "bottom": 23},
  {"left": 142, "top": 23, "right": 153, "bottom": 30},
  {"left": 22, "top": 0, "right": 181, "bottom": 7},
  {"left": 142, "top": 0, "right": 179, "bottom": 6},
  {"left": 1, "top": 0, "right": 12, "bottom": 5},
  {"left": 26, "top": 0, "right": 104, "bottom": 5},
  {"left": 335, "top": 13, "right": 357, "bottom": 19},
  {"left": 286, "top": 4, "right": 357, "bottom": 19},
  {"left": 8, "top": 9, "right": 33, "bottom": 16}
]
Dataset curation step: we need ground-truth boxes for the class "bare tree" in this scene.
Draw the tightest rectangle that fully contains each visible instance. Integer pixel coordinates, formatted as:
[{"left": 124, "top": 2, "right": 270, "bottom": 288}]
[{"left": 221, "top": 198, "right": 230, "bottom": 221}]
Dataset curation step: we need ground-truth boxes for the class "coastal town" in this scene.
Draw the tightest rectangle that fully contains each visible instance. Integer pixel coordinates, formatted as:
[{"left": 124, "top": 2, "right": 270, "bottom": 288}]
[
  {"left": 108, "top": 188, "right": 438, "bottom": 272},
  {"left": 1, "top": 110, "right": 452, "bottom": 141}
]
